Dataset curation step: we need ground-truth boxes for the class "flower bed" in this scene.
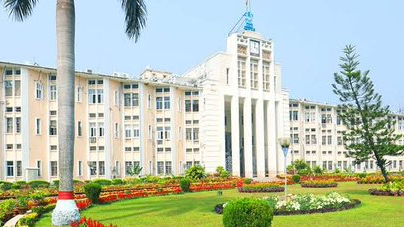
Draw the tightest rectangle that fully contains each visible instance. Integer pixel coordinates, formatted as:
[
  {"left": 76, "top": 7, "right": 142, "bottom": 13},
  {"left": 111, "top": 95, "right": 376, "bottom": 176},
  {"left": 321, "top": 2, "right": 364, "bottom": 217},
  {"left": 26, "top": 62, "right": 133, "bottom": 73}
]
[
  {"left": 357, "top": 176, "right": 404, "bottom": 184},
  {"left": 215, "top": 192, "right": 360, "bottom": 215},
  {"left": 300, "top": 175, "right": 358, "bottom": 182},
  {"left": 71, "top": 217, "right": 117, "bottom": 227},
  {"left": 301, "top": 180, "right": 338, "bottom": 188},
  {"left": 368, "top": 181, "right": 404, "bottom": 196},
  {"left": 238, "top": 183, "right": 284, "bottom": 193}
]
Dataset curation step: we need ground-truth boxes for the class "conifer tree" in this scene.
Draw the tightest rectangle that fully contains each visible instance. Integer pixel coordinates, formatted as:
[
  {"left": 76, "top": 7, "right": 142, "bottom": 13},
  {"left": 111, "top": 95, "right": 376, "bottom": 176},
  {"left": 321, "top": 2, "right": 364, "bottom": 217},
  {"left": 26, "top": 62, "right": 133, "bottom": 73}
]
[{"left": 332, "top": 45, "right": 404, "bottom": 182}]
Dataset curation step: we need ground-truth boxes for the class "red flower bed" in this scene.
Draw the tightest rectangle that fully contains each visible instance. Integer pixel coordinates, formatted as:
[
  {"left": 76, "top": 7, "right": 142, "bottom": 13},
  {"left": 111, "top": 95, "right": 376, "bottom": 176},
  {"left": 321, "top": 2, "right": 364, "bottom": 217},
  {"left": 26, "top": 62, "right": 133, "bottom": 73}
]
[
  {"left": 71, "top": 217, "right": 116, "bottom": 227},
  {"left": 300, "top": 175, "right": 358, "bottom": 182}
]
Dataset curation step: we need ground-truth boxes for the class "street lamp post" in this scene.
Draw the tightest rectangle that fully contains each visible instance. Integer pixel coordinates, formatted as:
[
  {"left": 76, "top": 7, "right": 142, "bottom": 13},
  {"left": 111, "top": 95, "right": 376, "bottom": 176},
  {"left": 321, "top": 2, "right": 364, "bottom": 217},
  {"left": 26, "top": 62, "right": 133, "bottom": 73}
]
[{"left": 278, "top": 137, "right": 291, "bottom": 198}]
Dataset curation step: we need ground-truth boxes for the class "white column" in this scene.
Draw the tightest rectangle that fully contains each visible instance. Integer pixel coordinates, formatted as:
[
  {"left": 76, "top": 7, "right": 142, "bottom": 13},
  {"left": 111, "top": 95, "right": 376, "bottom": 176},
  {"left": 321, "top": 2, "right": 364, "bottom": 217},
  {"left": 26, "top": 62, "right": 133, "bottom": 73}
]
[
  {"left": 230, "top": 96, "right": 240, "bottom": 176},
  {"left": 243, "top": 98, "right": 253, "bottom": 178},
  {"left": 267, "top": 100, "right": 278, "bottom": 176},
  {"left": 255, "top": 99, "right": 265, "bottom": 178}
]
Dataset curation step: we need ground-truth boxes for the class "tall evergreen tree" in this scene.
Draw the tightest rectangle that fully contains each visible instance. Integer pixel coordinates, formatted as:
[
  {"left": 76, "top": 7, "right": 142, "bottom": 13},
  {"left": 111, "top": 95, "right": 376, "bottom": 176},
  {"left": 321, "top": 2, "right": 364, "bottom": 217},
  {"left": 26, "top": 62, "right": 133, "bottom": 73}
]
[{"left": 332, "top": 45, "right": 404, "bottom": 183}]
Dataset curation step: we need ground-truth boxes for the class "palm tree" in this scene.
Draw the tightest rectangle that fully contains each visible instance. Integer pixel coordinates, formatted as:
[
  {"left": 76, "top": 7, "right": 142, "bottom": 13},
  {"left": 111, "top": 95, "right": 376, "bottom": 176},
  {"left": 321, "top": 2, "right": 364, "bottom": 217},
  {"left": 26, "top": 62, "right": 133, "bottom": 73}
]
[{"left": 3, "top": 0, "right": 147, "bottom": 225}]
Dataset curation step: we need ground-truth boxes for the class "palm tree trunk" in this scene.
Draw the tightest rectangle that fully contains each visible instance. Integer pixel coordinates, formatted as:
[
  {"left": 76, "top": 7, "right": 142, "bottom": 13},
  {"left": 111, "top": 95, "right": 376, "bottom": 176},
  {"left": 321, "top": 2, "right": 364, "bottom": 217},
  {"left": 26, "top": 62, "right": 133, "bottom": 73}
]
[{"left": 52, "top": 0, "right": 80, "bottom": 225}]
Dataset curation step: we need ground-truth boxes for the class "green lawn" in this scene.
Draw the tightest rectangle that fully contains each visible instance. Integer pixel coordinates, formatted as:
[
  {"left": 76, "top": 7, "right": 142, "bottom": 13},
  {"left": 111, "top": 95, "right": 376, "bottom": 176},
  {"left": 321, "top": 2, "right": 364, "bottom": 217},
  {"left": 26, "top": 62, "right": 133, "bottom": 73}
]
[{"left": 35, "top": 182, "right": 404, "bottom": 227}]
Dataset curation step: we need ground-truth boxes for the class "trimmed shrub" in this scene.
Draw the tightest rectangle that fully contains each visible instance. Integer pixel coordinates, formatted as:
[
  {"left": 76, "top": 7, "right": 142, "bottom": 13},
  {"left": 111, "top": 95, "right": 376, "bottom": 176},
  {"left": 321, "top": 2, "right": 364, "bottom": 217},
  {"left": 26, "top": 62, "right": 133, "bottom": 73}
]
[
  {"left": 0, "top": 181, "right": 13, "bottom": 191},
  {"left": 111, "top": 179, "right": 125, "bottom": 185},
  {"left": 292, "top": 175, "right": 301, "bottom": 184},
  {"left": 223, "top": 198, "right": 274, "bottom": 227},
  {"left": 244, "top": 178, "right": 253, "bottom": 184},
  {"left": 180, "top": 178, "right": 191, "bottom": 193},
  {"left": 28, "top": 180, "right": 50, "bottom": 189},
  {"left": 185, "top": 165, "right": 206, "bottom": 180},
  {"left": 358, "top": 173, "right": 367, "bottom": 179},
  {"left": 84, "top": 183, "right": 102, "bottom": 204},
  {"left": 92, "top": 179, "right": 112, "bottom": 186}
]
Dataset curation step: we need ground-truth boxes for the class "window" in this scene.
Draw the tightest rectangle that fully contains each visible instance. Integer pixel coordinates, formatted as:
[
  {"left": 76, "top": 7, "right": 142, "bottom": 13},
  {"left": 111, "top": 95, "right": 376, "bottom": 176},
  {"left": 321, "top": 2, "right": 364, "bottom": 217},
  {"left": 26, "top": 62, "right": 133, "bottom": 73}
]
[
  {"left": 125, "top": 161, "right": 133, "bottom": 175},
  {"left": 133, "top": 147, "right": 140, "bottom": 152},
  {"left": 164, "top": 97, "right": 170, "bottom": 109},
  {"left": 185, "top": 100, "right": 192, "bottom": 112},
  {"left": 250, "top": 60, "right": 258, "bottom": 89},
  {"left": 156, "top": 97, "right": 163, "bottom": 110},
  {"left": 157, "top": 147, "right": 164, "bottom": 153},
  {"left": 99, "top": 161, "right": 105, "bottom": 176},
  {"left": 6, "top": 161, "right": 14, "bottom": 177},
  {"left": 165, "top": 161, "right": 172, "bottom": 175},
  {"left": 125, "top": 125, "right": 132, "bottom": 138},
  {"left": 148, "top": 125, "right": 152, "bottom": 139},
  {"left": 186, "top": 128, "right": 192, "bottom": 141},
  {"left": 193, "top": 128, "right": 199, "bottom": 141},
  {"left": 132, "top": 83, "right": 139, "bottom": 89},
  {"left": 97, "top": 89, "right": 103, "bottom": 103},
  {"left": 89, "top": 161, "right": 97, "bottom": 176},
  {"left": 290, "top": 111, "right": 298, "bottom": 121},
  {"left": 37, "top": 160, "right": 42, "bottom": 177},
  {"left": 12, "top": 80, "right": 21, "bottom": 96},
  {"left": 148, "top": 95, "right": 151, "bottom": 109},
  {"left": 192, "top": 100, "right": 199, "bottom": 112},
  {"left": 165, "top": 127, "right": 171, "bottom": 140},
  {"left": 15, "top": 107, "right": 21, "bottom": 112},
  {"left": 49, "top": 84, "right": 57, "bottom": 100},
  {"left": 185, "top": 161, "right": 192, "bottom": 170},
  {"left": 36, "top": 118, "right": 41, "bottom": 135},
  {"left": 35, "top": 81, "right": 43, "bottom": 99},
  {"left": 50, "top": 145, "right": 58, "bottom": 151},
  {"left": 15, "top": 117, "right": 21, "bottom": 134},
  {"left": 16, "top": 161, "right": 22, "bottom": 177},
  {"left": 125, "top": 147, "right": 132, "bottom": 152},
  {"left": 50, "top": 161, "right": 58, "bottom": 177},
  {"left": 133, "top": 128, "right": 140, "bottom": 138},
  {"left": 6, "top": 144, "right": 13, "bottom": 150},
  {"left": 78, "top": 161, "right": 83, "bottom": 176},
  {"left": 5, "top": 69, "right": 13, "bottom": 75},
  {"left": 50, "top": 110, "right": 57, "bottom": 116},
  {"left": 327, "top": 135, "right": 332, "bottom": 145},
  {"left": 157, "top": 127, "right": 164, "bottom": 141},
  {"left": 114, "top": 123, "right": 119, "bottom": 138},
  {"left": 97, "top": 80, "right": 103, "bottom": 85},
  {"left": 178, "top": 97, "right": 182, "bottom": 112},
  {"left": 124, "top": 93, "right": 131, "bottom": 106},
  {"left": 77, "top": 121, "right": 82, "bottom": 137},
  {"left": 16, "top": 144, "right": 21, "bottom": 150},
  {"left": 6, "top": 118, "right": 13, "bottom": 133},
  {"left": 132, "top": 93, "right": 139, "bottom": 107},
  {"left": 322, "top": 136, "right": 326, "bottom": 145},
  {"left": 114, "top": 91, "right": 119, "bottom": 106},
  {"left": 49, "top": 120, "right": 57, "bottom": 135},
  {"left": 88, "top": 80, "right": 96, "bottom": 85},
  {"left": 263, "top": 63, "right": 270, "bottom": 91},
  {"left": 238, "top": 58, "right": 246, "bottom": 87},
  {"left": 77, "top": 86, "right": 82, "bottom": 102},
  {"left": 88, "top": 89, "right": 96, "bottom": 104},
  {"left": 5, "top": 80, "right": 13, "bottom": 96},
  {"left": 157, "top": 161, "right": 164, "bottom": 175},
  {"left": 6, "top": 107, "right": 13, "bottom": 112},
  {"left": 89, "top": 123, "right": 97, "bottom": 137},
  {"left": 98, "top": 123, "right": 104, "bottom": 137}
]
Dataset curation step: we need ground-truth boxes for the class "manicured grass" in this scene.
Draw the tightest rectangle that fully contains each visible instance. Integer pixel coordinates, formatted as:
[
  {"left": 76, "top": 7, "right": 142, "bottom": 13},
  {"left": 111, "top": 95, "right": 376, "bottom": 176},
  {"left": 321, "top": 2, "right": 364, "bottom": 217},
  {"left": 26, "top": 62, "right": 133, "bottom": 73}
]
[{"left": 35, "top": 182, "right": 404, "bottom": 227}]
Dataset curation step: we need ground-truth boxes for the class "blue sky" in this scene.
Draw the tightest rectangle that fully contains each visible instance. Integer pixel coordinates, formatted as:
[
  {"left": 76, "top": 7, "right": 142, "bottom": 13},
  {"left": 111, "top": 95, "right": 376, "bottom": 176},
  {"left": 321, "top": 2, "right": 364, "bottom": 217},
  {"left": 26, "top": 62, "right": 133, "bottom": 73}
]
[{"left": 1, "top": 0, "right": 403, "bottom": 110}]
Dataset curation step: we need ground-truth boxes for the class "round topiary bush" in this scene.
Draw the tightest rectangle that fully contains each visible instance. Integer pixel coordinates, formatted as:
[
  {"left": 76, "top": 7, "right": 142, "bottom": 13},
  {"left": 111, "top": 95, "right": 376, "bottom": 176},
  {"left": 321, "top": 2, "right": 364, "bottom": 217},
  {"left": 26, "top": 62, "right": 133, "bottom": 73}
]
[
  {"left": 223, "top": 198, "right": 274, "bottom": 227},
  {"left": 28, "top": 180, "right": 50, "bottom": 189},
  {"left": 84, "top": 183, "right": 102, "bottom": 204},
  {"left": 111, "top": 179, "right": 125, "bottom": 185},
  {"left": 180, "top": 178, "right": 191, "bottom": 193},
  {"left": 292, "top": 175, "right": 301, "bottom": 184}
]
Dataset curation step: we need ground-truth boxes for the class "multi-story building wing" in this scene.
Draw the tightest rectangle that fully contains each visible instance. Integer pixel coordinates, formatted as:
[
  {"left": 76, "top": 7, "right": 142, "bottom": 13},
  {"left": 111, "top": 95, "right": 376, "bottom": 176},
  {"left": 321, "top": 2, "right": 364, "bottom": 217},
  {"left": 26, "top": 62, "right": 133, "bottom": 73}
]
[
  {"left": 289, "top": 99, "right": 404, "bottom": 172},
  {"left": 0, "top": 63, "right": 202, "bottom": 182},
  {"left": 183, "top": 31, "right": 290, "bottom": 178}
]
